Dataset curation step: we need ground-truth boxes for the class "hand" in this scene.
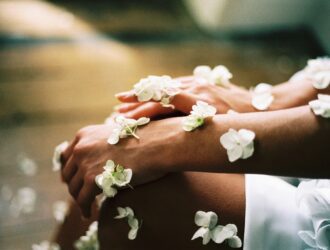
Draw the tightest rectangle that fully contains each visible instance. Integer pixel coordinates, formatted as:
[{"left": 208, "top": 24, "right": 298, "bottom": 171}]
[
  {"left": 60, "top": 118, "right": 184, "bottom": 217},
  {"left": 115, "top": 76, "right": 254, "bottom": 119}
]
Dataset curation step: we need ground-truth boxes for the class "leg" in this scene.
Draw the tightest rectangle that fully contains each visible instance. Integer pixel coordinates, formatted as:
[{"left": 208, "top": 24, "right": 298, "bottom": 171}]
[{"left": 99, "top": 172, "right": 245, "bottom": 250}]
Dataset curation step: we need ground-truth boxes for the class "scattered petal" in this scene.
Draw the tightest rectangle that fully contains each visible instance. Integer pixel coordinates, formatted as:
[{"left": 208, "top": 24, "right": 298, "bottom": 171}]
[
  {"left": 193, "top": 65, "right": 232, "bottom": 86},
  {"left": 17, "top": 154, "right": 38, "bottom": 176},
  {"left": 52, "top": 141, "right": 69, "bottom": 171},
  {"left": 309, "top": 94, "right": 330, "bottom": 118},
  {"left": 74, "top": 221, "right": 99, "bottom": 250},
  {"left": 53, "top": 200, "right": 69, "bottom": 223},
  {"left": 304, "top": 57, "right": 330, "bottom": 89},
  {"left": 194, "top": 211, "right": 218, "bottom": 228},
  {"left": 251, "top": 83, "right": 274, "bottom": 111},
  {"left": 114, "top": 206, "right": 141, "bottom": 240},
  {"left": 183, "top": 101, "right": 216, "bottom": 131}
]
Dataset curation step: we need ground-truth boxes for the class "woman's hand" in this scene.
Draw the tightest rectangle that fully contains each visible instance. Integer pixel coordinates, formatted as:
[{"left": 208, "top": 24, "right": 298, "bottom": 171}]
[
  {"left": 60, "top": 118, "right": 185, "bottom": 218},
  {"left": 115, "top": 77, "right": 254, "bottom": 119}
]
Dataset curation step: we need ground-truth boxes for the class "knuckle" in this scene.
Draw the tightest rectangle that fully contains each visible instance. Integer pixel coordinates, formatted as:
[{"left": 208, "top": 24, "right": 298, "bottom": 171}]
[{"left": 84, "top": 174, "right": 96, "bottom": 186}]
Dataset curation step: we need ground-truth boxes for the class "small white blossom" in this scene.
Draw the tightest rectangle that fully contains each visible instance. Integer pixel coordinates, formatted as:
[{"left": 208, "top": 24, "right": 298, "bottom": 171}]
[
  {"left": 52, "top": 141, "right": 69, "bottom": 171},
  {"left": 133, "top": 75, "right": 181, "bottom": 107},
  {"left": 309, "top": 94, "right": 330, "bottom": 118},
  {"left": 193, "top": 65, "right": 232, "bottom": 86},
  {"left": 192, "top": 211, "right": 242, "bottom": 248},
  {"left": 251, "top": 83, "right": 274, "bottom": 111},
  {"left": 53, "top": 200, "right": 69, "bottom": 223},
  {"left": 107, "top": 116, "right": 150, "bottom": 145},
  {"left": 10, "top": 187, "right": 37, "bottom": 217},
  {"left": 17, "top": 154, "right": 38, "bottom": 176},
  {"left": 32, "top": 241, "right": 60, "bottom": 250},
  {"left": 220, "top": 128, "right": 255, "bottom": 162},
  {"left": 183, "top": 101, "right": 216, "bottom": 131},
  {"left": 304, "top": 57, "right": 330, "bottom": 89},
  {"left": 74, "top": 221, "right": 99, "bottom": 250},
  {"left": 95, "top": 160, "right": 132, "bottom": 198},
  {"left": 114, "top": 206, "right": 141, "bottom": 240}
]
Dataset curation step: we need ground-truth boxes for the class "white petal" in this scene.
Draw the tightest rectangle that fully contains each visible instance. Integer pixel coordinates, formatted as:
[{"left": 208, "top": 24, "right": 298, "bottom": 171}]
[
  {"left": 298, "top": 230, "right": 318, "bottom": 248},
  {"left": 192, "top": 227, "right": 207, "bottom": 240},
  {"left": 211, "top": 225, "right": 235, "bottom": 244},
  {"left": 136, "top": 117, "right": 150, "bottom": 126},
  {"left": 251, "top": 93, "right": 274, "bottom": 111},
  {"left": 193, "top": 66, "right": 212, "bottom": 79},
  {"left": 228, "top": 235, "right": 243, "bottom": 248},
  {"left": 53, "top": 200, "right": 68, "bottom": 223},
  {"left": 194, "top": 211, "right": 218, "bottom": 228},
  {"left": 103, "top": 186, "right": 117, "bottom": 198},
  {"left": 315, "top": 223, "right": 330, "bottom": 249},
  {"left": 114, "top": 207, "right": 127, "bottom": 219},
  {"left": 107, "top": 132, "right": 120, "bottom": 145},
  {"left": 238, "top": 129, "right": 255, "bottom": 146},
  {"left": 253, "top": 83, "right": 273, "bottom": 94},
  {"left": 52, "top": 141, "right": 69, "bottom": 171},
  {"left": 224, "top": 223, "right": 238, "bottom": 234},
  {"left": 312, "top": 71, "right": 330, "bottom": 89},
  {"left": 202, "top": 229, "right": 212, "bottom": 245},
  {"left": 220, "top": 129, "right": 239, "bottom": 150},
  {"left": 227, "top": 109, "right": 238, "bottom": 115},
  {"left": 318, "top": 94, "right": 330, "bottom": 103},
  {"left": 242, "top": 142, "right": 255, "bottom": 159},
  {"left": 228, "top": 146, "right": 243, "bottom": 163},
  {"left": 128, "top": 228, "right": 138, "bottom": 240}
]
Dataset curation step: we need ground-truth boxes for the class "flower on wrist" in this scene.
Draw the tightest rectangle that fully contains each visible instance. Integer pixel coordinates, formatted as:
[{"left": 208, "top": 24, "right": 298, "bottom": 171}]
[
  {"left": 309, "top": 94, "right": 330, "bottom": 118},
  {"left": 52, "top": 141, "right": 69, "bottom": 171},
  {"left": 115, "top": 206, "right": 141, "bottom": 240},
  {"left": 192, "top": 211, "right": 242, "bottom": 248},
  {"left": 108, "top": 116, "right": 150, "bottom": 145},
  {"left": 95, "top": 160, "right": 132, "bottom": 198},
  {"left": 304, "top": 57, "right": 330, "bottom": 89},
  {"left": 193, "top": 65, "right": 232, "bottom": 86},
  {"left": 183, "top": 101, "right": 217, "bottom": 131},
  {"left": 133, "top": 75, "right": 181, "bottom": 108},
  {"left": 220, "top": 128, "right": 255, "bottom": 163},
  {"left": 251, "top": 83, "right": 274, "bottom": 111},
  {"left": 74, "top": 221, "right": 99, "bottom": 250}
]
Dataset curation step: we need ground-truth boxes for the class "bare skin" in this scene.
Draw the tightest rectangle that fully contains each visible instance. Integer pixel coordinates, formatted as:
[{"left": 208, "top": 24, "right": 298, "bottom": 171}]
[{"left": 58, "top": 75, "right": 329, "bottom": 249}]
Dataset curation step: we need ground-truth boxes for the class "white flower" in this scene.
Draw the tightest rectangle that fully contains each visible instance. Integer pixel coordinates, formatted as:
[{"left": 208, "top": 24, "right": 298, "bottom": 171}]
[
  {"left": 309, "top": 94, "right": 330, "bottom": 118},
  {"left": 304, "top": 57, "right": 330, "bottom": 89},
  {"left": 10, "top": 187, "right": 37, "bottom": 217},
  {"left": 220, "top": 128, "right": 255, "bottom": 162},
  {"left": 192, "top": 211, "right": 242, "bottom": 248},
  {"left": 193, "top": 65, "right": 232, "bottom": 86},
  {"left": 17, "top": 154, "right": 38, "bottom": 176},
  {"left": 32, "top": 241, "right": 60, "bottom": 250},
  {"left": 95, "top": 160, "right": 132, "bottom": 198},
  {"left": 53, "top": 200, "right": 69, "bottom": 223},
  {"left": 251, "top": 83, "right": 274, "bottom": 111},
  {"left": 296, "top": 180, "right": 330, "bottom": 250},
  {"left": 133, "top": 75, "right": 181, "bottom": 107},
  {"left": 183, "top": 101, "right": 217, "bottom": 131},
  {"left": 107, "top": 116, "right": 150, "bottom": 145},
  {"left": 114, "top": 206, "right": 141, "bottom": 240},
  {"left": 227, "top": 109, "right": 239, "bottom": 115},
  {"left": 75, "top": 221, "right": 99, "bottom": 250},
  {"left": 52, "top": 141, "right": 69, "bottom": 171}
]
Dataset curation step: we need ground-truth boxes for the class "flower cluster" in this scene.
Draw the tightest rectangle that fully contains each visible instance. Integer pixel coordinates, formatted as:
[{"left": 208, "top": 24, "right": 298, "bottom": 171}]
[
  {"left": 193, "top": 65, "right": 232, "bottom": 86},
  {"left": 52, "top": 141, "right": 69, "bottom": 171},
  {"left": 220, "top": 128, "right": 255, "bottom": 163},
  {"left": 107, "top": 116, "right": 150, "bottom": 145},
  {"left": 251, "top": 83, "right": 274, "bottom": 111},
  {"left": 115, "top": 206, "right": 141, "bottom": 240},
  {"left": 192, "top": 211, "right": 242, "bottom": 248},
  {"left": 74, "top": 221, "right": 99, "bottom": 250},
  {"left": 183, "top": 101, "right": 217, "bottom": 131},
  {"left": 296, "top": 180, "right": 330, "bottom": 250},
  {"left": 309, "top": 94, "right": 330, "bottom": 118},
  {"left": 95, "top": 160, "right": 132, "bottom": 198},
  {"left": 304, "top": 57, "right": 330, "bottom": 89},
  {"left": 32, "top": 241, "right": 60, "bottom": 250},
  {"left": 133, "top": 75, "right": 181, "bottom": 107}
]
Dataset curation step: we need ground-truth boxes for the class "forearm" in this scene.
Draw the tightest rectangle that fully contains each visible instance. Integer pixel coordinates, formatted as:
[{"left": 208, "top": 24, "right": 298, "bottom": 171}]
[{"left": 175, "top": 106, "right": 329, "bottom": 178}]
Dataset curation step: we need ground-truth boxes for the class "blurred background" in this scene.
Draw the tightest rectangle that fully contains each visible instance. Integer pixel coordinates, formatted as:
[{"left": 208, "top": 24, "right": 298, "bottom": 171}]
[{"left": 0, "top": 0, "right": 329, "bottom": 249}]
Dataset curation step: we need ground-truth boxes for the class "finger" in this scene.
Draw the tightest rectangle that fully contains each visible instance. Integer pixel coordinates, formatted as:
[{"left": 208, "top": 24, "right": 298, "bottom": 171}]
[
  {"left": 123, "top": 102, "right": 173, "bottom": 119},
  {"left": 171, "top": 92, "right": 200, "bottom": 114},
  {"left": 62, "top": 156, "right": 78, "bottom": 183},
  {"left": 116, "top": 102, "right": 144, "bottom": 113},
  {"left": 61, "top": 137, "right": 79, "bottom": 166},
  {"left": 68, "top": 168, "right": 84, "bottom": 199},
  {"left": 115, "top": 91, "right": 138, "bottom": 103},
  {"left": 77, "top": 174, "right": 102, "bottom": 218}
]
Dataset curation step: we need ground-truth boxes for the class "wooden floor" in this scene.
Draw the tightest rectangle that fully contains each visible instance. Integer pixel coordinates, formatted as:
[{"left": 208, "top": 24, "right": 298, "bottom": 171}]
[{"left": 0, "top": 1, "right": 324, "bottom": 249}]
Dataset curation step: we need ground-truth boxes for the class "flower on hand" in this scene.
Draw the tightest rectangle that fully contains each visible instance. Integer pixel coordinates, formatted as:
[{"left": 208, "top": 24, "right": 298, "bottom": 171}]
[
  {"left": 52, "top": 141, "right": 69, "bottom": 171},
  {"left": 115, "top": 206, "right": 141, "bottom": 240},
  {"left": 133, "top": 75, "right": 181, "bottom": 107},
  {"left": 309, "top": 94, "right": 330, "bottom": 118},
  {"left": 251, "top": 83, "right": 274, "bottom": 111},
  {"left": 193, "top": 65, "right": 233, "bottom": 86},
  {"left": 183, "top": 101, "right": 217, "bottom": 131},
  {"left": 108, "top": 116, "right": 150, "bottom": 145},
  {"left": 220, "top": 128, "right": 255, "bottom": 162},
  {"left": 95, "top": 160, "right": 132, "bottom": 198},
  {"left": 74, "top": 221, "right": 99, "bottom": 250},
  {"left": 304, "top": 57, "right": 330, "bottom": 89},
  {"left": 192, "top": 211, "right": 242, "bottom": 248}
]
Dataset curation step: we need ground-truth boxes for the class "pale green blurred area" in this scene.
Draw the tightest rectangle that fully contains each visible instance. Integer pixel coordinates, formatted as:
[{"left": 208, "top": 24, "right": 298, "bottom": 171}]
[{"left": 0, "top": 0, "right": 328, "bottom": 249}]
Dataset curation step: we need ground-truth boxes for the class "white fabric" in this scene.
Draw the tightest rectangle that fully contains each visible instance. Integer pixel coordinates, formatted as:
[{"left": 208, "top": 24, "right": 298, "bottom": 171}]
[{"left": 244, "top": 175, "right": 312, "bottom": 250}]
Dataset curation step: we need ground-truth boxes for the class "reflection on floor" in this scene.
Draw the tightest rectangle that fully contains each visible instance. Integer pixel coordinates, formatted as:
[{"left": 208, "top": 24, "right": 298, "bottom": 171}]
[{"left": 0, "top": 0, "right": 324, "bottom": 249}]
